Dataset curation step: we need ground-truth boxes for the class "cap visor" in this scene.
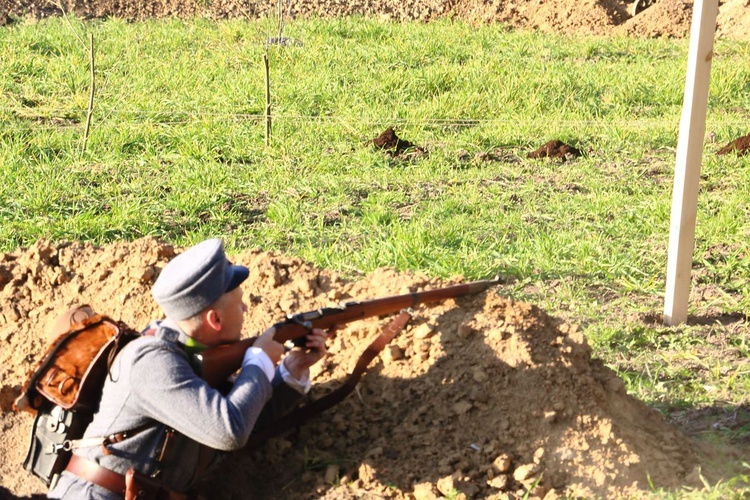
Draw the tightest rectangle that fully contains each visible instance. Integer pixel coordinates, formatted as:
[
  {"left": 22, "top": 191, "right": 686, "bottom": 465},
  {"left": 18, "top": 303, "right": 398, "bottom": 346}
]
[{"left": 226, "top": 265, "right": 249, "bottom": 292}]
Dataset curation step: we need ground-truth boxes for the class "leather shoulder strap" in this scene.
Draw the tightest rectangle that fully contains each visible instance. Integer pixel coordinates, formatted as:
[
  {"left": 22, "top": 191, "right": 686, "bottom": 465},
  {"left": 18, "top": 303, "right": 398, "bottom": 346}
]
[{"left": 245, "top": 310, "right": 412, "bottom": 448}]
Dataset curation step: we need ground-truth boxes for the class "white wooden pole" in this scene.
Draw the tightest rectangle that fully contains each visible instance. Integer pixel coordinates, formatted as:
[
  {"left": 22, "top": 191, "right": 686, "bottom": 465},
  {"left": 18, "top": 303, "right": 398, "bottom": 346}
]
[{"left": 663, "top": 0, "right": 719, "bottom": 326}]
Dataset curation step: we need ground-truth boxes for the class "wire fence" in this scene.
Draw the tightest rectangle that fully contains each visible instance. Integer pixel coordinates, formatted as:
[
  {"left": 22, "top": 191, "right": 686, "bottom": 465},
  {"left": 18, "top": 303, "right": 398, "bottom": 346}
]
[
  {"left": 0, "top": 110, "right": 685, "bottom": 127},
  {"left": 2, "top": 106, "right": 749, "bottom": 135}
]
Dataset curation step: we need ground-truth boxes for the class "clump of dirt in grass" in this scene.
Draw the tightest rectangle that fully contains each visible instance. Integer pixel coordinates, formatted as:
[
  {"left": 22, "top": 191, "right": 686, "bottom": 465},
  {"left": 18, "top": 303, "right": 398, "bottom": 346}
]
[
  {"left": 717, "top": 133, "right": 750, "bottom": 156},
  {"left": 372, "top": 127, "right": 426, "bottom": 158},
  {"left": 528, "top": 140, "right": 581, "bottom": 160},
  {"left": 0, "top": 238, "right": 706, "bottom": 499}
]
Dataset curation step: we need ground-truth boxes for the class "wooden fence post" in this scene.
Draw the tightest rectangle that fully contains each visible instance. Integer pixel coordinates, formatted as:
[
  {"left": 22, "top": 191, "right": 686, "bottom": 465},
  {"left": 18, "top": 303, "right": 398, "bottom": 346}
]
[{"left": 663, "top": 0, "right": 719, "bottom": 325}]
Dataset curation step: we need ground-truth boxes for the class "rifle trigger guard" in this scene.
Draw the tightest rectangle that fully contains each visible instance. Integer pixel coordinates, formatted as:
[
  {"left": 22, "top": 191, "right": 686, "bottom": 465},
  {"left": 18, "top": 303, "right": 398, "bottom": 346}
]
[{"left": 286, "top": 317, "right": 312, "bottom": 348}]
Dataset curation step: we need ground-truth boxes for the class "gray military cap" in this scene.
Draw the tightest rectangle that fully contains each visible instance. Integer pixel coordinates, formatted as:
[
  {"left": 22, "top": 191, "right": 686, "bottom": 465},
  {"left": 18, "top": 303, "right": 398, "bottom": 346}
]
[{"left": 152, "top": 238, "right": 249, "bottom": 320}]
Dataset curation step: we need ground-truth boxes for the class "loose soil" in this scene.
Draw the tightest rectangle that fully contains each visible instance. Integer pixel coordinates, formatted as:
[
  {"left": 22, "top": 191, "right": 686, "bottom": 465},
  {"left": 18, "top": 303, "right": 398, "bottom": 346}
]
[
  {"left": 527, "top": 140, "right": 581, "bottom": 161},
  {"left": 0, "top": 238, "right": 727, "bottom": 499},
  {"left": 372, "top": 128, "right": 426, "bottom": 158},
  {"left": 2, "top": 0, "right": 750, "bottom": 40},
  {"left": 717, "top": 132, "right": 750, "bottom": 155}
]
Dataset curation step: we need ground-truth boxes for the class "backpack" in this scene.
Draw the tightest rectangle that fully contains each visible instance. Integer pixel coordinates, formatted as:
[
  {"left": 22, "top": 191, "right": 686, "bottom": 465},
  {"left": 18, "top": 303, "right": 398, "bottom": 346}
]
[{"left": 13, "top": 305, "right": 139, "bottom": 489}]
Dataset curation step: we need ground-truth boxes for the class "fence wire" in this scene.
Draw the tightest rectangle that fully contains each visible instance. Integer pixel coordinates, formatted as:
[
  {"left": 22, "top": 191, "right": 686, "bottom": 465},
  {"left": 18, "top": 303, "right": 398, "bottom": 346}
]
[{"left": 1, "top": 106, "right": 748, "bottom": 134}]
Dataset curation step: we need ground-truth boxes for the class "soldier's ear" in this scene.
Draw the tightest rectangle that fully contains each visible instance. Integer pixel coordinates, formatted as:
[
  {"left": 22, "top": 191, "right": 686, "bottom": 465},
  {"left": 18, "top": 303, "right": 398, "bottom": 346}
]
[{"left": 204, "top": 308, "right": 222, "bottom": 331}]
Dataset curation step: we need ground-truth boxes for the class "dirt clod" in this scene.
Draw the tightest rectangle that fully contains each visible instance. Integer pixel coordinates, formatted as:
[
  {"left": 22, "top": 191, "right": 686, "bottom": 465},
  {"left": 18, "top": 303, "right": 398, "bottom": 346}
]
[
  {"left": 717, "top": 132, "right": 750, "bottom": 156},
  {"left": 528, "top": 140, "right": 581, "bottom": 160},
  {"left": 0, "top": 239, "right": 703, "bottom": 499},
  {"left": 372, "top": 127, "right": 425, "bottom": 158}
]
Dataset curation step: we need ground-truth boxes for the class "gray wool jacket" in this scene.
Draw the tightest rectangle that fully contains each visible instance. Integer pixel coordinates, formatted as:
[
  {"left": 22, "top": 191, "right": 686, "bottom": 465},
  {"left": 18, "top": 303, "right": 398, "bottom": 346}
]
[{"left": 48, "top": 321, "right": 306, "bottom": 499}]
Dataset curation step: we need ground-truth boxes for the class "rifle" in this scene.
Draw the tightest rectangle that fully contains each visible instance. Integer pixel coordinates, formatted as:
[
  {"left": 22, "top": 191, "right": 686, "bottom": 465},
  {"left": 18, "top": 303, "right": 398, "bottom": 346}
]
[{"left": 194, "top": 275, "right": 501, "bottom": 387}]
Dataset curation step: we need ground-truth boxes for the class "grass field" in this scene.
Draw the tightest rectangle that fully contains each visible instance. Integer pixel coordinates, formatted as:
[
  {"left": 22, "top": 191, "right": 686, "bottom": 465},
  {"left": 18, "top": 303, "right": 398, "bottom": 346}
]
[{"left": 1, "top": 16, "right": 750, "bottom": 496}]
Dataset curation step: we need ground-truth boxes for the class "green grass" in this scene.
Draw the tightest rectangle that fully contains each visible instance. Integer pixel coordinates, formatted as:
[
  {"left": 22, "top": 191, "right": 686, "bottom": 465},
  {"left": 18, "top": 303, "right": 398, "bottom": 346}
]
[{"left": 2, "top": 15, "right": 750, "bottom": 496}]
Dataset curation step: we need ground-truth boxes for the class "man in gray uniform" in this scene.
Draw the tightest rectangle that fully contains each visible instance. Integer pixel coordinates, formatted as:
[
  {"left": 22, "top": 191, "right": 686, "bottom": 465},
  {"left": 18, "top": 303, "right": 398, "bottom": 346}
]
[{"left": 49, "top": 238, "right": 328, "bottom": 499}]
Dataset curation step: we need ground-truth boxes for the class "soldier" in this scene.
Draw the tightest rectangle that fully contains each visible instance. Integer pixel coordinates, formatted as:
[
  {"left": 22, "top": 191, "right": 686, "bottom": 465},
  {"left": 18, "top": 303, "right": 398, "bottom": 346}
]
[{"left": 48, "top": 238, "right": 328, "bottom": 499}]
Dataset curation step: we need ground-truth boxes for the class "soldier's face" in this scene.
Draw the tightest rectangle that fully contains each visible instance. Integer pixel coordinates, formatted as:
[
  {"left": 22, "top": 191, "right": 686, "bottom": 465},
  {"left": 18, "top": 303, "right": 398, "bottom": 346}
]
[{"left": 214, "top": 286, "right": 247, "bottom": 344}]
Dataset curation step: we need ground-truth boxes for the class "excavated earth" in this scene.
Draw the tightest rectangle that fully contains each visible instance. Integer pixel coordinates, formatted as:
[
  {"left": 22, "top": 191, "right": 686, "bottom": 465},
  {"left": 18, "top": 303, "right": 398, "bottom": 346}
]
[
  {"left": 0, "top": 239, "right": 705, "bottom": 499},
  {"left": 1, "top": 0, "right": 750, "bottom": 40}
]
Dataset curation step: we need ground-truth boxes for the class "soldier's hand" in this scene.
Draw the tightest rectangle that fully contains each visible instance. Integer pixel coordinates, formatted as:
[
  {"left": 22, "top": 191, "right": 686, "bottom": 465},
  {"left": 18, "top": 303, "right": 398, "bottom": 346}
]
[
  {"left": 252, "top": 327, "right": 284, "bottom": 365},
  {"left": 282, "top": 328, "right": 329, "bottom": 379}
]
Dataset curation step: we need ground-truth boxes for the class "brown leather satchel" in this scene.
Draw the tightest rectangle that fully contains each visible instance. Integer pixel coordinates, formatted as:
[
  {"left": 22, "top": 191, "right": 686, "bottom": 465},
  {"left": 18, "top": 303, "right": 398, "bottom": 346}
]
[
  {"left": 14, "top": 305, "right": 138, "bottom": 414},
  {"left": 14, "top": 305, "right": 141, "bottom": 487}
]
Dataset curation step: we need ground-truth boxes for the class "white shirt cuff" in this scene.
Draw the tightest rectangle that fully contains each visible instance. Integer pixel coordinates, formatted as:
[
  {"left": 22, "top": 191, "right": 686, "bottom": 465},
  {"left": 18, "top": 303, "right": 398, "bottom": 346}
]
[
  {"left": 242, "top": 347, "right": 275, "bottom": 382},
  {"left": 280, "top": 359, "right": 312, "bottom": 394}
]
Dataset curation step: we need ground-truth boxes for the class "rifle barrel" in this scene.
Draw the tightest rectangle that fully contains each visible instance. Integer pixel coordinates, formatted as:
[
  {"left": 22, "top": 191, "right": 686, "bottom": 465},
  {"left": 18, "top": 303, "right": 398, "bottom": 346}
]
[
  {"left": 272, "top": 276, "right": 500, "bottom": 342},
  {"left": 195, "top": 276, "right": 500, "bottom": 387}
]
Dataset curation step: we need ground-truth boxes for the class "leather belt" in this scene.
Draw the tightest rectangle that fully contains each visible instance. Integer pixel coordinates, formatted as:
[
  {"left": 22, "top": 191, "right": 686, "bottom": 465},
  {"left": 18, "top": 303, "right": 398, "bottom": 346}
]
[{"left": 65, "top": 454, "right": 126, "bottom": 495}]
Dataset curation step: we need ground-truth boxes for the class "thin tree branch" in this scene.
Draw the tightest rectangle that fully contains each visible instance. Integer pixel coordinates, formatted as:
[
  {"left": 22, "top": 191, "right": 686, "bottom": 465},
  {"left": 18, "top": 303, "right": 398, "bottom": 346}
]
[
  {"left": 264, "top": 52, "right": 271, "bottom": 146},
  {"left": 82, "top": 33, "right": 95, "bottom": 153}
]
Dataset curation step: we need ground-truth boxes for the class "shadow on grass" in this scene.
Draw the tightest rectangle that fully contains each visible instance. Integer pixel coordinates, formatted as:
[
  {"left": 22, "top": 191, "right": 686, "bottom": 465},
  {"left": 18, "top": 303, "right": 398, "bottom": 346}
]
[
  {"left": 663, "top": 404, "right": 750, "bottom": 491},
  {"left": 640, "top": 311, "right": 749, "bottom": 327}
]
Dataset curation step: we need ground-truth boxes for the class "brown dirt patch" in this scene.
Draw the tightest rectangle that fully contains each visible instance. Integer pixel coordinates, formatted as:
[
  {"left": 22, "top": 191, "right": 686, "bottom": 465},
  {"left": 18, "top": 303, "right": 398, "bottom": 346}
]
[
  {"left": 2, "top": 0, "right": 750, "bottom": 40},
  {"left": 717, "top": 132, "right": 750, "bottom": 156},
  {"left": 0, "top": 238, "right": 713, "bottom": 499},
  {"left": 372, "top": 127, "right": 426, "bottom": 158},
  {"left": 528, "top": 140, "right": 581, "bottom": 160}
]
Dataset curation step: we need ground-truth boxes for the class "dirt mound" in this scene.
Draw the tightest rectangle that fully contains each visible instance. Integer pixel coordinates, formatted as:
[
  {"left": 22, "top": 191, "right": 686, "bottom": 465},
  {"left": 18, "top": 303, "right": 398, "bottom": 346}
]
[
  {"left": 614, "top": 0, "right": 694, "bottom": 39},
  {"left": 527, "top": 140, "right": 581, "bottom": 160},
  {"left": 2, "top": 0, "right": 750, "bottom": 39},
  {"left": 372, "top": 127, "right": 426, "bottom": 158},
  {"left": 451, "top": 0, "right": 629, "bottom": 36},
  {"left": 717, "top": 132, "right": 750, "bottom": 156},
  {"left": 717, "top": 0, "right": 750, "bottom": 39},
  {"left": 0, "top": 239, "right": 702, "bottom": 498}
]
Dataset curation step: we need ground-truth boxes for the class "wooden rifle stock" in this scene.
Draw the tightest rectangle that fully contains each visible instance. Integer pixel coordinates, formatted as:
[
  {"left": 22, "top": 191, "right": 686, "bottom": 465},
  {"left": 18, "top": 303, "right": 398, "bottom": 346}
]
[{"left": 194, "top": 275, "right": 500, "bottom": 388}]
